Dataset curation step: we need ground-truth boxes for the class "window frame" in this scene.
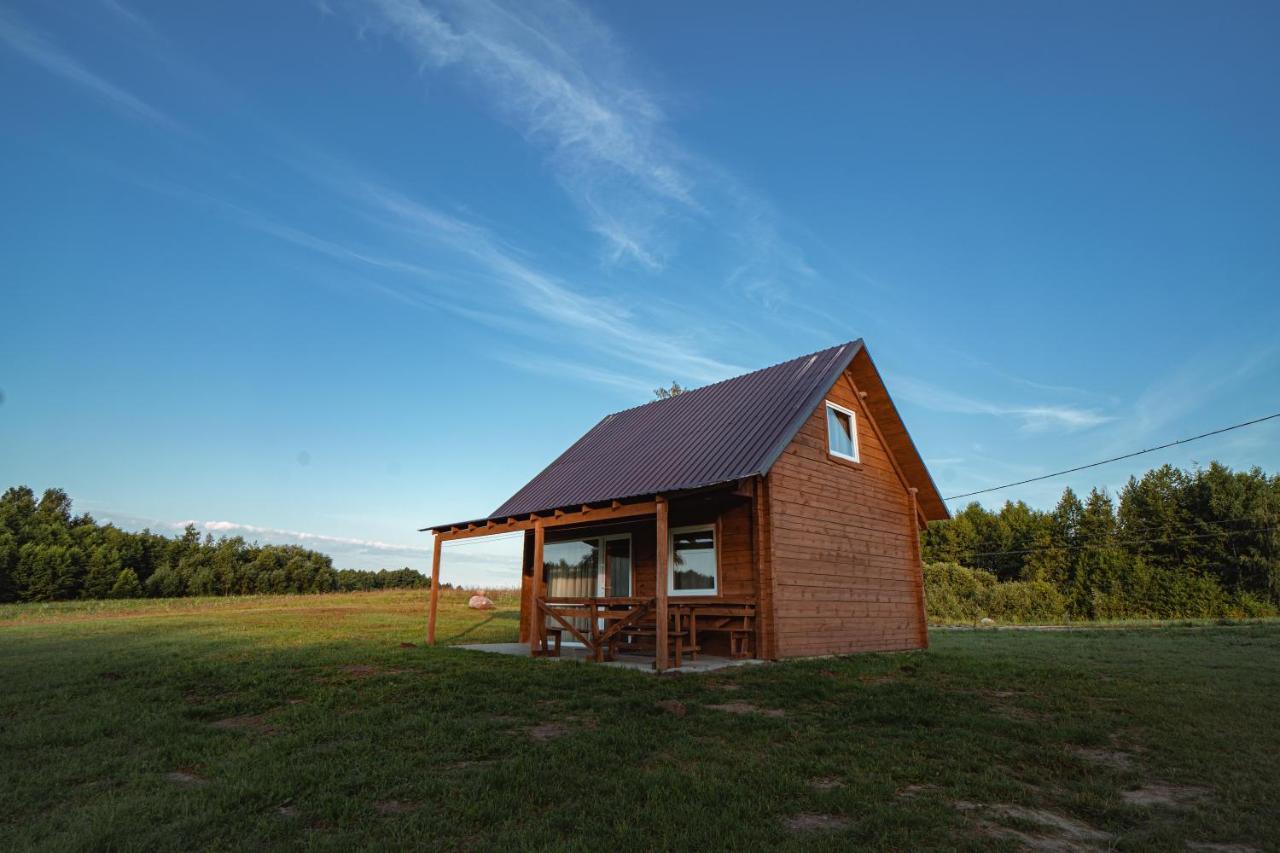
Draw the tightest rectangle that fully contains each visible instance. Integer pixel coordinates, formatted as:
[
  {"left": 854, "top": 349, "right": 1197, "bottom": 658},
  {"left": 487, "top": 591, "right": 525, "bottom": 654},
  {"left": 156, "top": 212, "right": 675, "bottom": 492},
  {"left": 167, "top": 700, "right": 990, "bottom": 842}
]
[
  {"left": 598, "top": 532, "right": 632, "bottom": 597},
  {"left": 825, "top": 400, "right": 861, "bottom": 463},
  {"left": 666, "top": 523, "right": 719, "bottom": 597}
]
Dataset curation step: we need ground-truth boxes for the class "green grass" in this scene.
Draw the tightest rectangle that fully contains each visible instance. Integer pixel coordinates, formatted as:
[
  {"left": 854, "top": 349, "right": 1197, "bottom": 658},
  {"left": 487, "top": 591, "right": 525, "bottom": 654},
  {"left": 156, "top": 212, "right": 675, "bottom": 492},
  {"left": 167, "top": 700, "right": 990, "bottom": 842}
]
[{"left": 2, "top": 590, "right": 1277, "bottom": 851}]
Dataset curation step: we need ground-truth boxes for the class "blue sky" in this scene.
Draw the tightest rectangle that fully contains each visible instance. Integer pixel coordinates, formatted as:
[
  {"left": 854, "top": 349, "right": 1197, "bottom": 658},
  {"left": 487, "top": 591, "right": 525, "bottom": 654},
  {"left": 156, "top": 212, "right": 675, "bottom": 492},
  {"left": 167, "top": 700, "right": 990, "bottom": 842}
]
[{"left": 2, "top": 0, "right": 1277, "bottom": 586}]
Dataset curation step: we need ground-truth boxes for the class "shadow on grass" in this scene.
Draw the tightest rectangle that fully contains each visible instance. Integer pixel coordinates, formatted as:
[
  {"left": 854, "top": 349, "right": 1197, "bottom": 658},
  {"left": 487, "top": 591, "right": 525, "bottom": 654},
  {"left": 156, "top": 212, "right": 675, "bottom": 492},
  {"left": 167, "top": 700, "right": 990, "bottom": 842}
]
[{"left": 439, "top": 610, "right": 519, "bottom": 644}]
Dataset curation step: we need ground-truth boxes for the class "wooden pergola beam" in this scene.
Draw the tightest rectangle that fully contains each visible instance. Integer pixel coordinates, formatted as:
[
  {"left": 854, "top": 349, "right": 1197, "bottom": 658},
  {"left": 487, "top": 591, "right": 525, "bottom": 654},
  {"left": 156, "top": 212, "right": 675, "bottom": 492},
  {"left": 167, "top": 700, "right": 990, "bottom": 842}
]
[{"left": 433, "top": 499, "right": 659, "bottom": 542}]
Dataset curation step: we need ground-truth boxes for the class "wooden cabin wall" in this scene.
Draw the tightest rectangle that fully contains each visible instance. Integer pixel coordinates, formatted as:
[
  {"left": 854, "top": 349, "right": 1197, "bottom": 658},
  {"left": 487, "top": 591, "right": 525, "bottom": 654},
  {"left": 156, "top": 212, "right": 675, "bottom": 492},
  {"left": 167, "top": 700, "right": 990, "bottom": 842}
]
[
  {"left": 766, "top": 368, "right": 927, "bottom": 657},
  {"left": 713, "top": 501, "right": 755, "bottom": 598}
]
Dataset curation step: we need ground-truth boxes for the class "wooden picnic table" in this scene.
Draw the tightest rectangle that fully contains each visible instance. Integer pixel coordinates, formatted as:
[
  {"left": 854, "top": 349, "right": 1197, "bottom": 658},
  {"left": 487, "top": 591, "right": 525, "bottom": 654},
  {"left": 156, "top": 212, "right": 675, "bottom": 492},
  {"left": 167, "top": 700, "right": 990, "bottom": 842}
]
[{"left": 536, "top": 596, "right": 757, "bottom": 667}]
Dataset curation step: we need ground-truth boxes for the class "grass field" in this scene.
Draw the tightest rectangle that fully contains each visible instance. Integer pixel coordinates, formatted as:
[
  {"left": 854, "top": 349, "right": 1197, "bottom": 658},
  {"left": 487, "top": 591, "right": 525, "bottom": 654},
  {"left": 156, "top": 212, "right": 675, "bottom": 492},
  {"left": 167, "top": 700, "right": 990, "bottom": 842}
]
[{"left": 2, "top": 590, "right": 1277, "bottom": 851}]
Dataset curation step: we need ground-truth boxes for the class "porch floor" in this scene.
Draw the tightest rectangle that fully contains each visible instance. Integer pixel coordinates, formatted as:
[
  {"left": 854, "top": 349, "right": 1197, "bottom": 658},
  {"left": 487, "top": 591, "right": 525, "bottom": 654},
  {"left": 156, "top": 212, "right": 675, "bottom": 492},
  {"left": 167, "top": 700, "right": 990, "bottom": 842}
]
[{"left": 456, "top": 642, "right": 767, "bottom": 674}]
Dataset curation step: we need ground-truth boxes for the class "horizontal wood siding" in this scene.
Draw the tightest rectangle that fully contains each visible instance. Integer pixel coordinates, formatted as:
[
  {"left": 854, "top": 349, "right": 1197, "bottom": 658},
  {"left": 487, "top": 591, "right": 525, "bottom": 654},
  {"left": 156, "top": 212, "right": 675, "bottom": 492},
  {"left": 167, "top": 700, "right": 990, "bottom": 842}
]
[
  {"left": 766, "top": 370, "right": 927, "bottom": 657},
  {"left": 716, "top": 500, "right": 755, "bottom": 598}
]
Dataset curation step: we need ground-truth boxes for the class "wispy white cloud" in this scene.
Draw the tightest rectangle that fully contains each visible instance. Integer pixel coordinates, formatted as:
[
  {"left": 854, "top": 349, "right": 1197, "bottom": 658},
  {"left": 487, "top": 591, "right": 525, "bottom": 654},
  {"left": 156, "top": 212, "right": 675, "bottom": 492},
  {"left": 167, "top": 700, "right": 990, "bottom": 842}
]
[
  {"left": 99, "top": 0, "right": 157, "bottom": 35},
  {"left": 890, "top": 374, "right": 1113, "bottom": 432},
  {"left": 181, "top": 519, "right": 428, "bottom": 560},
  {"left": 352, "top": 0, "right": 691, "bottom": 269},
  {"left": 340, "top": 0, "right": 820, "bottom": 306},
  {"left": 126, "top": 163, "right": 734, "bottom": 391},
  {"left": 92, "top": 508, "right": 522, "bottom": 583},
  {"left": 0, "top": 10, "right": 181, "bottom": 131},
  {"left": 1131, "top": 343, "right": 1277, "bottom": 439},
  {"left": 491, "top": 350, "right": 654, "bottom": 397},
  {"left": 356, "top": 180, "right": 744, "bottom": 381},
  {"left": 93, "top": 509, "right": 428, "bottom": 565}
]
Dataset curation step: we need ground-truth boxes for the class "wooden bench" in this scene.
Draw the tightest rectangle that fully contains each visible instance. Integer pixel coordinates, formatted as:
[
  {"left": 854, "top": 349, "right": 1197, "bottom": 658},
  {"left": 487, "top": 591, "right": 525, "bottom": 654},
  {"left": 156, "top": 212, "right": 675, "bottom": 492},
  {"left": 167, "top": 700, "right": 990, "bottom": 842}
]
[
  {"left": 532, "top": 627, "right": 562, "bottom": 657},
  {"left": 616, "top": 626, "right": 693, "bottom": 669},
  {"left": 678, "top": 607, "right": 756, "bottom": 660}
]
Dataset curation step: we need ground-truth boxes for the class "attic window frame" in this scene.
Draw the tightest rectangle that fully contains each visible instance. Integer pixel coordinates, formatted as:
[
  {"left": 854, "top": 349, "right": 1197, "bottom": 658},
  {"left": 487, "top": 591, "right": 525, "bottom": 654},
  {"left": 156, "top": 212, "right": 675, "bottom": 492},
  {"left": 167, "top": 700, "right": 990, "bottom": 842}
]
[{"left": 825, "top": 400, "right": 860, "bottom": 463}]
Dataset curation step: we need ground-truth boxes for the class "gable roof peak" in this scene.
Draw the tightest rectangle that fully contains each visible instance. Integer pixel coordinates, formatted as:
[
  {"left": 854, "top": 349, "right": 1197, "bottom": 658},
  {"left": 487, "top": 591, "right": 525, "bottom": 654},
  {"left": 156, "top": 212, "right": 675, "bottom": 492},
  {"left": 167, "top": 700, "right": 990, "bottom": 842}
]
[
  {"left": 602, "top": 339, "right": 863, "bottom": 421},
  {"left": 485, "top": 339, "right": 865, "bottom": 519}
]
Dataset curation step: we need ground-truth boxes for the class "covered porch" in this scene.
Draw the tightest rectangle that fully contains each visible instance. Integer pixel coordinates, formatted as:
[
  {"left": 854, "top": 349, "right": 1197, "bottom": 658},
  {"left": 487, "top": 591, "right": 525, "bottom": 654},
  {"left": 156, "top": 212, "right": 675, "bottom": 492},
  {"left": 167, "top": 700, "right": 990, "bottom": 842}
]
[{"left": 425, "top": 483, "right": 768, "bottom": 671}]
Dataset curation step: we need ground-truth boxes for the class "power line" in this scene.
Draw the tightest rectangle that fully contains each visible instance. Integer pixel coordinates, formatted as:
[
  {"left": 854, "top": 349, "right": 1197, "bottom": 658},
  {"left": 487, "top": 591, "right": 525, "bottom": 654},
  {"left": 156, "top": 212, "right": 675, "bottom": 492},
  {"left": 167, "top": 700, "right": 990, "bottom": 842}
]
[{"left": 944, "top": 411, "right": 1280, "bottom": 502}]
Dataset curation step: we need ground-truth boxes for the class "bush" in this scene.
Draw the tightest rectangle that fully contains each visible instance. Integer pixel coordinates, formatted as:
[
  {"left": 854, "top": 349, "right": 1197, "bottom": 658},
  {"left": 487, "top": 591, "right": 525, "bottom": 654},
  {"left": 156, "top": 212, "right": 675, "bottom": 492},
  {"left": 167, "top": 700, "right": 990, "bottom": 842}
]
[
  {"left": 1225, "top": 592, "right": 1278, "bottom": 619},
  {"left": 922, "top": 562, "right": 995, "bottom": 623},
  {"left": 108, "top": 568, "right": 142, "bottom": 599},
  {"left": 987, "top": 579, "right": 1067, "bottom": 623},
  {"left": 924, "top": 562, "right": 1067, "bottom": 624}
]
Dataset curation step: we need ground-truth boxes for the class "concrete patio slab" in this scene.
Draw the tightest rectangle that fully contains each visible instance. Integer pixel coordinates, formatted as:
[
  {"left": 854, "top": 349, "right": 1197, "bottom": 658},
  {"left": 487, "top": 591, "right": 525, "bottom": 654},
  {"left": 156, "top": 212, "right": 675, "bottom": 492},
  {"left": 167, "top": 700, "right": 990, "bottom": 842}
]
[{"left": 455, "top": 642, "right": 767, "bottom": 674}]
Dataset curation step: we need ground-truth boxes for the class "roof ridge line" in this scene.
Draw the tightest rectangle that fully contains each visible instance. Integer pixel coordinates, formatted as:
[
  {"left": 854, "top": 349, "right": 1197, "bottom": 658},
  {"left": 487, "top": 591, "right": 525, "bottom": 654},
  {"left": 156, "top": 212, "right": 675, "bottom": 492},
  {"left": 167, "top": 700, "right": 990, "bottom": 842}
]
[{"left": 600, "top": 339, "right": 862, "bottom": 419}]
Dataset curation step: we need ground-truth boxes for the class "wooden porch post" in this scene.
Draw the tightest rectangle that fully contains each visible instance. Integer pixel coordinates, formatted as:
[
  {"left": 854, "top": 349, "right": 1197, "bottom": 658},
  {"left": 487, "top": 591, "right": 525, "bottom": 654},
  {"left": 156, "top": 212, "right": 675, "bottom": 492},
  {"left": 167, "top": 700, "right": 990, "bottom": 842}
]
[
  {"left": 427, "top": 533, "right": 443, "bottom": 645},
  {"left": 750, "top": 476, "right": 769, "bottom": 660},
  {"left": 528, "top": 519, "right": 545, "bottom": 655},
  {"left": 655, "top": 495, "right": 669, "bottom": 672},
  {"left": 908, "top": 488, "right": 930, "bottom": 649}
]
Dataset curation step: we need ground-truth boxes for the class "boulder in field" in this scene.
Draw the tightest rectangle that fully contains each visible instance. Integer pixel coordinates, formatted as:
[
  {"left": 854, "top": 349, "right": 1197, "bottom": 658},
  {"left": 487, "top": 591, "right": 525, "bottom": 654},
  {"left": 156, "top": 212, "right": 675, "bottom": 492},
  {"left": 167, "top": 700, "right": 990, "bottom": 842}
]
[{"left": 468, "top": 594, "right": 495, "bottom": 610}]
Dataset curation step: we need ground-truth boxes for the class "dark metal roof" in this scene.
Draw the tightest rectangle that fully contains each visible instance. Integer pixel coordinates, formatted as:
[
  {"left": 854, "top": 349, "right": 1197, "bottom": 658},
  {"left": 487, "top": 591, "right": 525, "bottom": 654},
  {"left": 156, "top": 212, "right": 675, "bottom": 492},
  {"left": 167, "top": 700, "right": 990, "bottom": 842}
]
[{"left": 487, "top": 340, "right": 864, "bottom": 520}]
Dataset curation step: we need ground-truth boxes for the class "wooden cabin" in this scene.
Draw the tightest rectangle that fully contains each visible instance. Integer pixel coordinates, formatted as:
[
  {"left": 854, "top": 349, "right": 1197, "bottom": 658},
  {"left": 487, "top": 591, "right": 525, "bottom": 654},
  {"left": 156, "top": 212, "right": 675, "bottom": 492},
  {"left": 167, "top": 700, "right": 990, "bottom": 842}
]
[{"left": 424, "top": 340, "right": 949, "bottom": 670}]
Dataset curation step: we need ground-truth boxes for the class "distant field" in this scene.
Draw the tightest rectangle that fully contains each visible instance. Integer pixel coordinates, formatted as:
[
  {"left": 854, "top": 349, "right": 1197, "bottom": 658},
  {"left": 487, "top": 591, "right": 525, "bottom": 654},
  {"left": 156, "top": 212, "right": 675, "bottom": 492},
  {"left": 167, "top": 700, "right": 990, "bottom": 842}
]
[{"left": 2, "top": 590, "right": 1277, "bottom": 851}]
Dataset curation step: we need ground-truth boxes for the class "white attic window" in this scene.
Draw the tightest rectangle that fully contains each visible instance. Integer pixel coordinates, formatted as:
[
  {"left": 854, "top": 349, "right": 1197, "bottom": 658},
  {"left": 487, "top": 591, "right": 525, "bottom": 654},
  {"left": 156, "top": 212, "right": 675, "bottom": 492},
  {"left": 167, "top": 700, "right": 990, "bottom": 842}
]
[{"left": 825, "top": 401, "right": 860, "bottom": 463}]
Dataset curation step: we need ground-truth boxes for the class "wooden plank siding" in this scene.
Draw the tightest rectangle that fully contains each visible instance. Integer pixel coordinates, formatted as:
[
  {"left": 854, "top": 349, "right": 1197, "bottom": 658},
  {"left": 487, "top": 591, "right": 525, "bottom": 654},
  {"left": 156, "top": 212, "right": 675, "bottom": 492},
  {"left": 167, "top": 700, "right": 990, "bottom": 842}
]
[{"left": 766, "top": 366, "right": 927, "bottom": 657}]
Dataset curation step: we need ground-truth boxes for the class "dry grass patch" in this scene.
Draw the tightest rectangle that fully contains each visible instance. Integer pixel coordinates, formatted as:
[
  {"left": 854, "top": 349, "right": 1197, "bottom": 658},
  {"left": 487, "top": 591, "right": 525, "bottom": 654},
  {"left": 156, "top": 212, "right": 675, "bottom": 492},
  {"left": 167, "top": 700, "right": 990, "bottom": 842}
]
[
  {"left": 1071, "top": 746, "right": 1135, "bottom": 770},
  {"left": 165, "top": 770, "right": 207, "bottom": 787},
  {"left": 958, "top": 801, "right": 1112, "bottom": 851},
  {"left": 783, "top": 813, "right": 850, "bottom": 832},
  {"left": 337, "top": 664, "right": 406, "bottom": 677},
  {"left": 897, "top": 783, "right": 941, "bottom": 799},
  {"left": 374, "top": 800, "right": 418, "bottom": 816},
  {"left": 528, "top": 722, "right": 570, "bottom": 741},
  {"left": 1122, "top": 784, "right": 1210, "bottom": 808},
  {"left": 706, "top": 701, "right": 785, "bottom": 718},
  {"left": 209, "top": 712, "right": 278, "bottom": 735}
]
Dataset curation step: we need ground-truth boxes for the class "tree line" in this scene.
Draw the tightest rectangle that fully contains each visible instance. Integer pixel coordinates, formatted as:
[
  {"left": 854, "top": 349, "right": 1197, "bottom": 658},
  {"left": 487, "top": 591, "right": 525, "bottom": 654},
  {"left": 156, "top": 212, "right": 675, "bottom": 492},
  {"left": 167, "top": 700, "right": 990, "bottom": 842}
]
[
  {"left": 922, "top": 461, "right": 1279, "bottom": 621},
  {"left": 0, "top": 486, "right": 432, "bottom": 602}
]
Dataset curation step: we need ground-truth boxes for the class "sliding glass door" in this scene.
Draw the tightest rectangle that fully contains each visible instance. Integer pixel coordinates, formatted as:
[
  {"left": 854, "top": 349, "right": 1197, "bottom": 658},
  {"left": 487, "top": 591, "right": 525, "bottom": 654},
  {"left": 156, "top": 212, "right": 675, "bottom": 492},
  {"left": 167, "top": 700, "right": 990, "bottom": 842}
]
[
  {"left": 604, "top": 536, "right": 631, "bottom": 597},
  {"left": 543, "top": 533, "right": 631, "bottom": 632}
]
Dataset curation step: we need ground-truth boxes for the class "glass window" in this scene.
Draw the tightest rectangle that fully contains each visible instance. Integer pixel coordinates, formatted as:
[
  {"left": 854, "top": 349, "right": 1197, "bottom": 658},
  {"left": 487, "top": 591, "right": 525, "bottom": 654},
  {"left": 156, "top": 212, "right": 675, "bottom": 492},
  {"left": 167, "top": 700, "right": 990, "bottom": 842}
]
[
  {"left": 543, "top": 539, "right": 598, "bottom": 632},
  {"left": 669, "top": 525, "right": 717, "bottom": 595},
  {"left": 542, "top": 536, "right": 631, "bottom": 598},
  {"left": 826, "top": 402, "right": 859, "bottom": 462},
  {"left": 544, "top": 539, "right": 598, "bottom": 599}
]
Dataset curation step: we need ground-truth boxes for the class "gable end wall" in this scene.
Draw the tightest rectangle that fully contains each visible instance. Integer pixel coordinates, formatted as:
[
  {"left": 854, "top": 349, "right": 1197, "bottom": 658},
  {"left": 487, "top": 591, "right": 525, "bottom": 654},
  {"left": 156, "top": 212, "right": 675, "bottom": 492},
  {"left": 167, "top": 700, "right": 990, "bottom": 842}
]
[{"left": 766, "top": 368, "right": 927, "bottom": 657}]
